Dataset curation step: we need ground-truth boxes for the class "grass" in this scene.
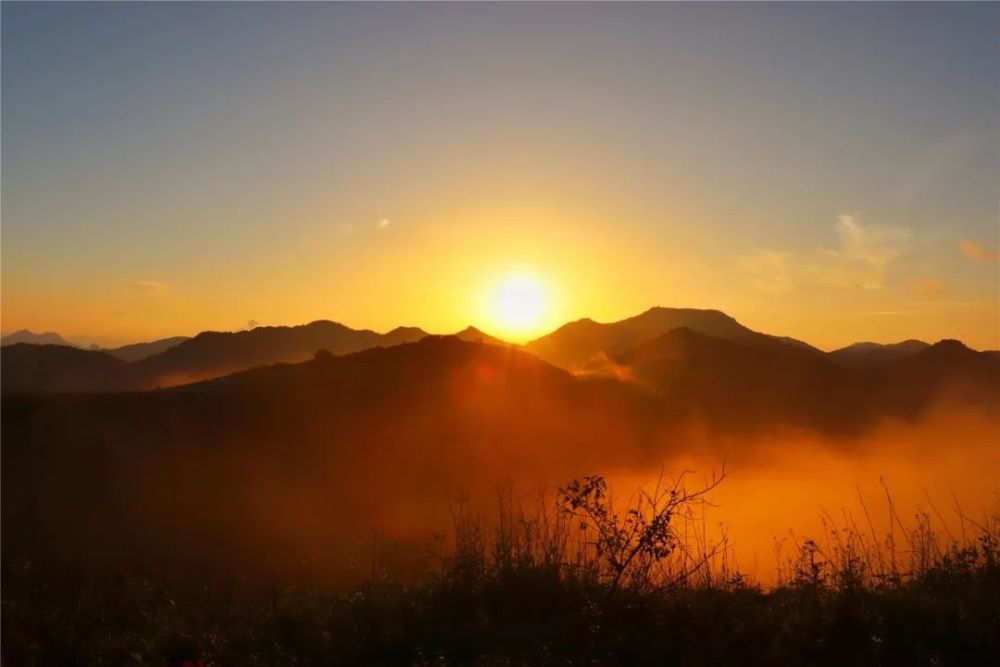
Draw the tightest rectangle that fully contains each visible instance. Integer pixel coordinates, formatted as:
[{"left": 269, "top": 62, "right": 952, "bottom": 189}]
[{"left": 3, "top": 473, "right": 999, "bottom": 666}]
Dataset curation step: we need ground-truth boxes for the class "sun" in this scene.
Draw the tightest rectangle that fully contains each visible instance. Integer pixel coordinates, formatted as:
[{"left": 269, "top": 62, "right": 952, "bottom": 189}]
[{"left": 489, "top": 272, "right": 548, "bottom": 337}]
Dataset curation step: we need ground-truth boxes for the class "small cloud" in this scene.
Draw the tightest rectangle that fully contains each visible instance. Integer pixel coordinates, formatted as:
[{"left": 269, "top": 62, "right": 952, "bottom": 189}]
[
  {"left": 378, "top": 217, "right": 391, "bottom": 230},
  {"left": 958, "top": 240, "right": 999, "bottom": 263},
  {"left": 125, "top": 280, "right": 169, "bottom": 294}
]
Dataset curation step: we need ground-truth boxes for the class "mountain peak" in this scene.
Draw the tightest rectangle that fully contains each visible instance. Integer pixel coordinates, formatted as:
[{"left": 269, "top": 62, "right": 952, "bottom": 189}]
[
  {"left": 452, "top": 326, "right": 506, "bottom": 345},
  {"left": 1, "top": 329, "right": 72, "bottom": 347},
  {"left": 526, "top": 307, "right": 758, "bottom": 370},
  {"left": 930, "top": 339, "right": 971, "bottom": 353}
]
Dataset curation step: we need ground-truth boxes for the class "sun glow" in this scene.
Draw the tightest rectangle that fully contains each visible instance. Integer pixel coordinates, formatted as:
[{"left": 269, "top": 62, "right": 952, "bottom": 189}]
[{"left": 488, "top": 272, "right": 548, "bottom": 338}]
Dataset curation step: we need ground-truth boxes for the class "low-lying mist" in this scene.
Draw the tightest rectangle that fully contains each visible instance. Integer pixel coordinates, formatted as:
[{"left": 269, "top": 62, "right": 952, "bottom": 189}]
[{"left": 4, "top": 364, "right": 996, "bottom": 589}]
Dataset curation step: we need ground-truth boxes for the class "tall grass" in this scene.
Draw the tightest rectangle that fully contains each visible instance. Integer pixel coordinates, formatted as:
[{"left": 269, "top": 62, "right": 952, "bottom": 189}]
[{"left": 3, "top": 471, "right": 999, "bottom": 666}]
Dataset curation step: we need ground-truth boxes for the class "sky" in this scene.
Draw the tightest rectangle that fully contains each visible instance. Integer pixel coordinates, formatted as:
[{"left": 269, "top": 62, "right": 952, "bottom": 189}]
[{"left": 2, "top": 2, "right": 998, "bottom": 349}]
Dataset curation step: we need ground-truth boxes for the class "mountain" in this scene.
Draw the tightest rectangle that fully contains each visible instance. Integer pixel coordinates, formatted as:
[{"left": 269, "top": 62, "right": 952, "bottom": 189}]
[
  {"left": 1, "top": 329, "right": 73, "bottom": 347},
  {"left": 132, "top": 320, "right": 430, "bottom": 388},
  {"left": 875, "top": 339, "right": 1000, "bottom": 416},
  {"left": 611, "top": 327, "right": 861, "bottom": 433},
  {"left": 829, "top": 339, "right": 930, "bottom": 369},
  {"left": 2, "top": 309, "right": 995, "bottom": 414},
  {"left": 0, "top": 337, "right": 656, "bottom": 574},
  {"left": 525, "top": 307, "right": 814, "bottom": 371},
  {"left": 4, "top": 333, "right": 996, "bottom": 580},
  {"left": 0, "top": 320, "right": 433, "bottom": 393},
  {"left": 451, "top": 326, "right": 507, "bottom": 346},
  {"left": 0, "top": 344, "right": 135, "bottom": 394},
  {"left": 104, "top": 336, "right": 190, "bottom": 362}
]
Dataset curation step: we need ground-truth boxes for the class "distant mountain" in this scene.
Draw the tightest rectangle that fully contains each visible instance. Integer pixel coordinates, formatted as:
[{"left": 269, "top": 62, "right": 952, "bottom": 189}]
[
  {"left": 104, "top": 336, "right": 190, "bottom": 362},
  {"left": 875, "top": 339, "right": 1000, "bottom": 416},
  {"left": 525, "top": 307, "right": 814, "bottom": 370},
  {"left": 130, "top": 320, "right": 430, "bottom": 388},
  {"left": 451, "top": 326, "right": 507, "bottom": 346},
  {"left": 829, "top": 339, "right": 930, "bottom": 369},
  {"left": 1, "top": 329, "right": 73, "bottom": 347},
  {"left": 0, "top": 320, "right": 433, "bottom": 393},
  {"left": 2, "top": 309, "right": 995, "bottom": 418}
]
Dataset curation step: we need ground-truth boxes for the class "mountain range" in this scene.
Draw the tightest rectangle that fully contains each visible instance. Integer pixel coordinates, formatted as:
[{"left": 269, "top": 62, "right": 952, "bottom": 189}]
[
  {"left": 1, "top": 329, "right": 193, "bottom": 361},
  {"left": 3, "top": 309, "right": 997, "bottom": 577},
  {"left": 0, "top": 320, "right": 511, "bottom": 394},
  {"left": 0, "top": 307, "right": 996, "bottom": 397},
  {"left": 2, "top": 306, "right": 996, "bottom": 434}
]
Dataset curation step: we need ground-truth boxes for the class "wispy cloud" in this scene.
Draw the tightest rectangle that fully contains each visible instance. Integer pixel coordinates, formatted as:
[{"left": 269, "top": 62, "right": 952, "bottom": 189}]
[
  {"left": 125, "top": 279, "right": 169, "bottom": 294},
  {"left": 958, "top": 240, "right": 999, "bottom": 264},
  {"left": 738, "top": 215, "right": 911, "bottom": 292},
  {"left": 378, "top": 217, "right": 392, "bottom": 230},
  {"left": 813, "top": 215, "right": 910, "bottom": 289}
]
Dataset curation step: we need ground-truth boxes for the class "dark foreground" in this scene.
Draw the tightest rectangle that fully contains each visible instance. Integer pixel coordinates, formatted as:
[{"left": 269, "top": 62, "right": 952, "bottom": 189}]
[{"left": 4, "top": 540, "right": 998, "bottom": 666}]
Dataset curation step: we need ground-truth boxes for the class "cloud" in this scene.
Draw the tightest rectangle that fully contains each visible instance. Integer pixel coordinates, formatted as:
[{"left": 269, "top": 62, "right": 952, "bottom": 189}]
[
  {"left": 958, "top": 240, "right": 999, "bottom": 264},
  {"left": 815, "top": 215, "right": 910, "bottom": 289},
  {"left": 125, "top": 280, "right": 169, "bottom": 294},
  {"left": 378, "top": 217, "right": 392, "bottom": 230},
  {"left": 738, "top": 215, "right": 911, "bottom": 293}
]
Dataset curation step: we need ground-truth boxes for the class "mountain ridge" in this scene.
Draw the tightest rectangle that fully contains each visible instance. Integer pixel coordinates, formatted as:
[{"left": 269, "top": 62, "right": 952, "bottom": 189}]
[{"left": 1, "top": 307, "right": 993, "bottom": 398}]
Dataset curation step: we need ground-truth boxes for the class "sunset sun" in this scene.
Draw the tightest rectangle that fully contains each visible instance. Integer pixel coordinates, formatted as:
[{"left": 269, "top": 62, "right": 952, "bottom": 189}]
[{"left": 489, "top": 272, "right": 548, "bottom": 336}]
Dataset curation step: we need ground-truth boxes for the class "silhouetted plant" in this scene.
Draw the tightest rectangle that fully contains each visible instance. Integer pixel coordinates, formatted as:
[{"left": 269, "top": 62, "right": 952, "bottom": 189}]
[{"left": 557, "top": 466, "right": 726, "bottom": 593}]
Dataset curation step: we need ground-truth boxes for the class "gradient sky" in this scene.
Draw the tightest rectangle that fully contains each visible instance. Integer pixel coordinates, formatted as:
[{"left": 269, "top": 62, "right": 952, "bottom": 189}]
[{"left": 2, "top": 2, "right": 998, "bottom": 348}]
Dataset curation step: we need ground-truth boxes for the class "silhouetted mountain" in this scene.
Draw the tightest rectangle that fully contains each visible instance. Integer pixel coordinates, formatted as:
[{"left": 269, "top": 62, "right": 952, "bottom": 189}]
[
  {"left": 2, "top": 310, "right": 995, "bottom": 415},
  {"left": 451, "top": 326, "right": 507, "bottom": 346},
  {"left": 133, "top": 320, "right": 430, "bottom": 388},
  {"left": 612, "top": 327, "right": 861, "bottom": 433},
  {"left": 829, "top": 339, "right": 930, "bottom": 369},
  {"left": 3, "top": 334, "right": 997, "bottom": 582},
  {"left": 0, "top": 337, "right": 658, "bottom": 575},
  {"left": 1, "top": 329, "right": 72, "bottom": 347},
  {"left": 104, "top": 336, "right": 190, "bottom": 362},
  {"left": 875, "top": 339, "right": 1000, "bottom": 416},
  {"left": 0, "top": 344, "right": 135, "bottom": 394},
  {"left": 525, "top": 307, "right": 815, "bottom": 371},
  {"left": 0, "top": 321, "right": 433, "bottom": 393}
]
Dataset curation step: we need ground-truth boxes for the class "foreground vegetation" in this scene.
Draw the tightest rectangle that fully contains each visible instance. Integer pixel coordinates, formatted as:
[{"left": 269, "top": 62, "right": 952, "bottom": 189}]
[{"left": 3, "top": 473, "right": 999, "bottom": 666}]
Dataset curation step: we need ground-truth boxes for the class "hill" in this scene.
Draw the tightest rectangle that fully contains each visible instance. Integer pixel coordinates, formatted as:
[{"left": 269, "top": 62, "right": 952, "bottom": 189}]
[
  {"left": 0, "top": 343, "right": 135, "bottom": 394},
  {"left": 613, "top": 328, "right": 862, "bottom": 433},
  {"left": 829, "top": 339, "right": 930, "bottom": 369},
  {"left": 104, "top": 336, "right": 190, "bottom": 362}
]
